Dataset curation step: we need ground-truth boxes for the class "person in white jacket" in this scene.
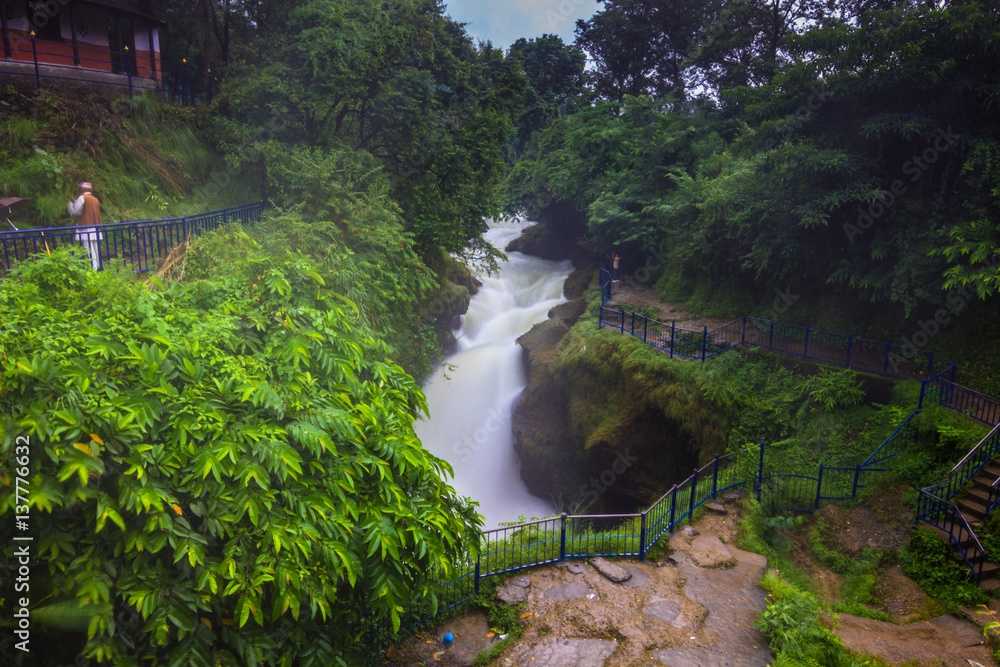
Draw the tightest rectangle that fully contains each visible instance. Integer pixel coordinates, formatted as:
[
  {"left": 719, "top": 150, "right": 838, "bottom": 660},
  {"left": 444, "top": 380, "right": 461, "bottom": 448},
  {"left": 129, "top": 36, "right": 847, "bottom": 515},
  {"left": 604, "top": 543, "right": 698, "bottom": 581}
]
[{"left": 67, "top": 182, "right": 102, "bottom": 270}]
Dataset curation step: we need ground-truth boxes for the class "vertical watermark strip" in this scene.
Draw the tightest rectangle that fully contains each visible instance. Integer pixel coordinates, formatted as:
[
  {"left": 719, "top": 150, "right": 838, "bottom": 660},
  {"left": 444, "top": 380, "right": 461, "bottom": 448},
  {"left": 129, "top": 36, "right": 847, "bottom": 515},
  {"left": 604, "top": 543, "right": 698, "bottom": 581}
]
[{"left": 12, "top": 435, "right": 32, "bottom": 654}]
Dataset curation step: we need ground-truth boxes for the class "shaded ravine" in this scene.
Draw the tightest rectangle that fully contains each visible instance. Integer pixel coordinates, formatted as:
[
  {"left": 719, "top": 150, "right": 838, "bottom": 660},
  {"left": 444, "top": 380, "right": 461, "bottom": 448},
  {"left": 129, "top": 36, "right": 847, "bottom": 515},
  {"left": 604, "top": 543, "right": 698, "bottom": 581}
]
[{"left": 415, "top": 220, "right": 572, "bottom": 527}]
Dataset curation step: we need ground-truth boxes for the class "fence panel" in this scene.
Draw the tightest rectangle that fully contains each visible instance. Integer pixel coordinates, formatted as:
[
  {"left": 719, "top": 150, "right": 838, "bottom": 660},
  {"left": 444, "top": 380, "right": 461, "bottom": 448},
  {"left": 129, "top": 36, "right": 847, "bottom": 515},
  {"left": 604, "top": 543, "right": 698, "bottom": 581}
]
[
  {"left": 819, "top": 466, "right": 859, "bottom": 502},
  {"left": 938, "top": 380, "right": 1000, "bottom": 426},
  {"left": 565, "top": 514, "right": 642, "bottom": 559},
  {"left": 1, "top": 203, "right": 265, "bottom": 275},
  {"left": 759, "top": 473, "right": 818, "bottom": 514},
  {"left": 478, "top": 516, "right": 563, "bottom": 578}
]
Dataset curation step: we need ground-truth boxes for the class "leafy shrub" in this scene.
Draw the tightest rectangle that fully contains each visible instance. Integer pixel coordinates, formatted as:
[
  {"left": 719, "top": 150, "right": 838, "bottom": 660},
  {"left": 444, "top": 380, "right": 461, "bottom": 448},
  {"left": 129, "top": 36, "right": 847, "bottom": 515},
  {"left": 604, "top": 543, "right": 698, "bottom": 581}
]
[
  {"left": 798, "top": 369, "right": 865, "bottom": 412},
  {"left": 0, "top": 250, "right": 481, "bottom": 664},
  {"left": 900, "top": 527, "right": 987, "bottom": 610},
  {"left": 757, "top": 571, "right": 875, "bottom": 667}
]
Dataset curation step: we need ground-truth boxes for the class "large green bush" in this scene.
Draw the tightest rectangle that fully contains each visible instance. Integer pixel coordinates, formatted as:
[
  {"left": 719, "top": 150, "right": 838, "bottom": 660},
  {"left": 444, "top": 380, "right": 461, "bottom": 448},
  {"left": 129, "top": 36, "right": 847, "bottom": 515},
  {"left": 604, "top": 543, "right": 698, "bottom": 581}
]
[{"left": 0, "top": 249, "right": 480, "bottom": 664}]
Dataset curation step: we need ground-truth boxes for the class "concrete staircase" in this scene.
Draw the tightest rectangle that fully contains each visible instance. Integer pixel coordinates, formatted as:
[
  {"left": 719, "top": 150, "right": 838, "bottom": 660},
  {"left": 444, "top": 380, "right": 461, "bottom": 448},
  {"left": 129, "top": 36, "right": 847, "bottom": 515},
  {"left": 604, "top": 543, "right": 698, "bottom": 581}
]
[{"left": 932, "top": 452, "right": 1000, "bottom": 592}]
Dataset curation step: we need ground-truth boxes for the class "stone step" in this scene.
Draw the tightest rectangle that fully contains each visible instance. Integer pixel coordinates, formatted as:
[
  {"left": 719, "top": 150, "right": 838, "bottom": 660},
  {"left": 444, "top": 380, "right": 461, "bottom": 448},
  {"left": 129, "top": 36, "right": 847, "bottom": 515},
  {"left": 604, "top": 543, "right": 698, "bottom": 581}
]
[
  {"left": 964, "top": 486, "right": 997, "bottom": 504},
  {"left": 956, "top": 497, "right": 988, "bottom": 520}
]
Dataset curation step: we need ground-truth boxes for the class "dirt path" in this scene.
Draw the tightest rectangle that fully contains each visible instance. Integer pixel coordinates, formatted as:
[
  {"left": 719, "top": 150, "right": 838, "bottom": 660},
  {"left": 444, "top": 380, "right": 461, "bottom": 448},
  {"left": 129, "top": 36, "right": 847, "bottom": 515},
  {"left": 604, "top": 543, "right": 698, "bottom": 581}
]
[
  {"left": 605, "top": 282, "right": 732, "bottom": 332},
  {"left": 833, "top": 613, "right": 994, "bottom": 666}
]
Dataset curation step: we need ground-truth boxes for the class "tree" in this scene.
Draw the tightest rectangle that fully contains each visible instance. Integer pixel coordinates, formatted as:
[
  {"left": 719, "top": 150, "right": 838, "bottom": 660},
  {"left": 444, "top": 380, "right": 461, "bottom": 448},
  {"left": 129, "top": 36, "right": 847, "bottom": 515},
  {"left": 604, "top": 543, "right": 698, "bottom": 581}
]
[
  {"left": 508, "top": 34, "right": 587, "bottom": 150},
  {"left": 213, "top": 0, "right": 528, "bottom": 260},
  {"left": 575, "top": 0, "right": 709, "bottom": 101}
]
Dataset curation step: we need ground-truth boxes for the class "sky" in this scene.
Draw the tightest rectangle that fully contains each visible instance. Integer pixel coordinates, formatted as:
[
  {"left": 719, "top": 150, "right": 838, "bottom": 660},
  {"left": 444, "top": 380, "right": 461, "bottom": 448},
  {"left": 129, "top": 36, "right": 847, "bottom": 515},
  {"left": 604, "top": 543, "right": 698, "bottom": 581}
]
[{"left": 444, "top": 0, "right": 598, "bottom": 50}]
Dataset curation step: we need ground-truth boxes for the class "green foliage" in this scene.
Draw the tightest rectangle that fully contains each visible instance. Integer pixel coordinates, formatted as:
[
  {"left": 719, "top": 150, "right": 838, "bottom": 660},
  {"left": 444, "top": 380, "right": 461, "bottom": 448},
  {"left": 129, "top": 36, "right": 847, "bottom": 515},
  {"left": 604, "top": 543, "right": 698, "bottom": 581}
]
[
  {"left": 757, "top": 571, "right": 881, "bottom": 667},
  {"left": 0, "top": 86, "right": 255, "bottom": 226},
  {"left": 798, "top": 369, "right": 865, "bottom": 413},
  {"left": 215, "top": 0, "right": 529, "bottom": 260},
  {"left": 467, "top": 578, "right": 525, "bottom": 667},
  {"left": 900, "top": 528, "right": 987, "bottom": 611},
  {"left": 0, "top": 250, "right": 481, "bottom": 664},
  {"left": 981, "top": 512, "right": 1000, "bottom": 564},
  {"left": 511, "top": 0, "right": 1000, "bottom": 330},
  {"left": 808, "top": 520, "right": 889, "bottom": 621}
]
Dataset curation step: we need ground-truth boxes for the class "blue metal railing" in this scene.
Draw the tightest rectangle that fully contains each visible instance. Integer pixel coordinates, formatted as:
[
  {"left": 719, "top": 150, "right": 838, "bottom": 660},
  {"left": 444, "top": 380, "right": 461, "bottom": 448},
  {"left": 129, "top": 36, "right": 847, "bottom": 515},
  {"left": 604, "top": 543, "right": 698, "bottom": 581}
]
[
  {"left": 0, "top": 202, "right": 266, "bottom": 274},
  {"left": 420, "top": 450, "right": 750, "bottom": 619},
  {"left": 598, "top": 299, "right": 941, "bottom": 379}
]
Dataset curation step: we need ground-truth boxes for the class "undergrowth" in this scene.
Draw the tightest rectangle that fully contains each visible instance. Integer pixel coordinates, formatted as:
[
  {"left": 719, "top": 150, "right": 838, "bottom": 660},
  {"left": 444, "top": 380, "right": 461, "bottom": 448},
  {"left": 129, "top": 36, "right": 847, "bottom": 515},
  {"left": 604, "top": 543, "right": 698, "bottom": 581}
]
[
  {"left": 808, "top": 519, "right": 889, "bottom": 621},
  {"left": 470, "top": 577, "right": 524, "bottom": 667},
  {"left": 900, "top": 528, "right": 987, "bottom": 611},
  {"left": 740, "top": 501, "right": 889, "bottom": 666},
  {"left": 0, "top": 85, "right": 256, "bottom": 226}
]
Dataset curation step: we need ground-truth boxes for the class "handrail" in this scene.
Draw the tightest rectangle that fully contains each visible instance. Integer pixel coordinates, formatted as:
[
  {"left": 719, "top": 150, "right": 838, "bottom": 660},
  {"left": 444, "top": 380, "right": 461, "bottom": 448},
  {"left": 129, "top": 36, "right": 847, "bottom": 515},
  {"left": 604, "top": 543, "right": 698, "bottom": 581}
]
[
  {"left": 861, "top": 409, "right": 920, "bottom": 467},
  {"left": 598, "top": 302, "right": 950, "bottom": 379},
  {"left": 0, "top": 202, "right": 265, "bottom": 238},
  {"left": 918, "top": 488, "right": 989, "bottom": 580},
  {"left": 0, "top": 202, "right": 266, "bottom": 275},
  {"left": 952, "top": 423, "right": 1000, "bottom": 474}
]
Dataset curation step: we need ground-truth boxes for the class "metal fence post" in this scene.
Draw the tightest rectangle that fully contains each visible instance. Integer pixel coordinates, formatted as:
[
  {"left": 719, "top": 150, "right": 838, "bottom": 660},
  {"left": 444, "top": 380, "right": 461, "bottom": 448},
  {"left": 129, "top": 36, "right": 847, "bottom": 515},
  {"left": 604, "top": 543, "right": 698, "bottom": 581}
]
[
  {"left": 688, "top": 470, "right": 698, "bottom": 522},
  {"left": 740, "top": 317, "right": 747, "bottom": 346},
  {"left": 643, "top": 316, "right": 648, "bottom": 343},
  {"left": 711, "top": 456, "right": 720, "bottom": 498},
  {"left": 918, "top": 379, "right": 928, "bottom": 409},
  {"left": 768, "top": 321, "right": 775, "bottom": 349},
  {"left": 638, "top": 512, "right": 648, "bottom": 561},
  {"left": 630, "top": 311, "right": 636, "bottom": 336},
  {"left": 598, "top": 306, "right": 603, "bottom": 329},
  {"left": 669, "top": 321, "right": 676, "bottom": 358},
  {"left": 803, "top": 327, "right": 811, "bottom": 358},
  {"left": 669, "top": 486, "right": 678, "bottom": 532},
  {"left": 619, "top": 307, "right": 625, "bottom": 334},
  {"left": 31, "top": 32, "right": 40, "bottom": 89},
  {"left": 815, "top": 464, "right": 825, "bottom": 509},
  {"left": 559, "top": 513, "right": 567, "bottom": 561},
  {"left": 474, "top": 553, "right": 481, "bottom": 594},
  {"left": 700, "top": 326, "right": 708, "bottom": 362},
  {"left": 756, "top": 439, "right": 765, "bottom": 500},
  {"left": 846, "top": 335, "right": 854, "bottom": 368},
  {"left": 851, "top": 464, "right": 861, "bottom": 498}
]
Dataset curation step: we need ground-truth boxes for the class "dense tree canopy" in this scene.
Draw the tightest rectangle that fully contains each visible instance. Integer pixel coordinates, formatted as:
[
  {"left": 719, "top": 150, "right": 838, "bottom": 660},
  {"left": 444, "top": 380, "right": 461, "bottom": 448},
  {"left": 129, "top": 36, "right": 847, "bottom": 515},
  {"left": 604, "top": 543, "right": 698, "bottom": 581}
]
[
  {"left": 205, "top": 0, "right": 530, "bottom": 261},
  {"left": 514, "top": 0, "right": 1000, "bottom": 323}
]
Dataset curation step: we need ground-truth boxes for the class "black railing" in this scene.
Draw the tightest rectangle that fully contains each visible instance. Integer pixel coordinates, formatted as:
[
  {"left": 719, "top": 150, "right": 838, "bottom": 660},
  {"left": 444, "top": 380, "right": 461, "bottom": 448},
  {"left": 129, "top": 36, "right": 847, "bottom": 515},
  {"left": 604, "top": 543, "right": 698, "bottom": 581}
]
[
  {"left": 932, "top": 376, "right": 1000, "bottom": 427},
  {"left": 916, "top": 491, "right": 991, "bottom": 582},
  {"left": 429, "top": 450, "right": 750, "bottom": 613},
  {"left": 0, "top": 202, "right": 266, "bottom": 275},
  {"left": 598, "top": 300, "right": 943, "bottom": 379}
]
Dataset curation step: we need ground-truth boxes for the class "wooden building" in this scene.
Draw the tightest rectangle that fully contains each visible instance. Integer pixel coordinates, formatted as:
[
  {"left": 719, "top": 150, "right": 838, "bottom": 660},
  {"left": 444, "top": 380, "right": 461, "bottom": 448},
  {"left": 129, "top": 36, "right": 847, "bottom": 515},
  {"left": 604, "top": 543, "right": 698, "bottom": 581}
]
[{"left": 0, "top": 1, "right": 164, "bottom": 87}]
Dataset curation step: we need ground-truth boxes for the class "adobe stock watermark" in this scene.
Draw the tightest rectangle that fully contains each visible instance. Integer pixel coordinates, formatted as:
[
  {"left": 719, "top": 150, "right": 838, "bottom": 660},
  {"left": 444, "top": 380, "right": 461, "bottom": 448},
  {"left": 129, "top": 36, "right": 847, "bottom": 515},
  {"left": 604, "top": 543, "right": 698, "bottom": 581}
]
[
  {"left": 11, "top": 435, "right": 33, "bottom": 654},
  {"left": 451, "top": 406, "right": 506, "bottom": 467},
  {"left": 844, "top": 127, "right": 960, "bottom": 244},
  {"left": 887, "top": 261, "right": 997, "bottom": 373}
]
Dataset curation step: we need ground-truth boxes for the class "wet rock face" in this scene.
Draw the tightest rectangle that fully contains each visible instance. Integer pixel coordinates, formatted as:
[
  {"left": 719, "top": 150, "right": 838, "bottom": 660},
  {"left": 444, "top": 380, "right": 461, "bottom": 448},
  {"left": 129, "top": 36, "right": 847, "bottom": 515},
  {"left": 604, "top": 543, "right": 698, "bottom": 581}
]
[{"left": 506, "top": 202, "right": 589, "bottom": 265}]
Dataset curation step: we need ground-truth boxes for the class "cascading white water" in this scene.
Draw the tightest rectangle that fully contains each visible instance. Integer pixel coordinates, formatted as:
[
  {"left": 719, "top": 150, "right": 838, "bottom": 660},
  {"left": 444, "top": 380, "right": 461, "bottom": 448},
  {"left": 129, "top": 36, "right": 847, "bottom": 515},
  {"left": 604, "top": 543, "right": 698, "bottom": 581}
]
[{"left": 415, "top": 220, "right": 572, "bottom": 528}]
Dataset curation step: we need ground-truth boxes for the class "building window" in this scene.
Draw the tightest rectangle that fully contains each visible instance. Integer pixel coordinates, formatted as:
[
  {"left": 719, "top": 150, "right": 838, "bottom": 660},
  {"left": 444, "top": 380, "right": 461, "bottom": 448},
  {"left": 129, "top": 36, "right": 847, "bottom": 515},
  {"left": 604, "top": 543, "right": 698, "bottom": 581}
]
[{"left": 27, "top": 2, "right": 63, "bottom": 41}]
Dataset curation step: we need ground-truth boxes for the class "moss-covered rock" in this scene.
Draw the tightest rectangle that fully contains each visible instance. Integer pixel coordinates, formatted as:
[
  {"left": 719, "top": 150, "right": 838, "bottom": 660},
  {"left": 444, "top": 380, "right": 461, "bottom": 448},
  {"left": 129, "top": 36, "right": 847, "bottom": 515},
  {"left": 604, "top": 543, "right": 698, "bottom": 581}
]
[{"left": 513, "top": 318, "right": 731, "bottom": 514}]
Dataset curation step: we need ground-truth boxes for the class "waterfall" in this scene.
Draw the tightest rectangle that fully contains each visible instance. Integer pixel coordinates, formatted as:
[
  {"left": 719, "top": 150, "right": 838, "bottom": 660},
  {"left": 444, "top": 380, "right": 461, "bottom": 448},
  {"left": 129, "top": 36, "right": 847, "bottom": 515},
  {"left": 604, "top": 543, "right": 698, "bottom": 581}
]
[{"left": 415, "top": 220, "right": 572, "bottom": 528}]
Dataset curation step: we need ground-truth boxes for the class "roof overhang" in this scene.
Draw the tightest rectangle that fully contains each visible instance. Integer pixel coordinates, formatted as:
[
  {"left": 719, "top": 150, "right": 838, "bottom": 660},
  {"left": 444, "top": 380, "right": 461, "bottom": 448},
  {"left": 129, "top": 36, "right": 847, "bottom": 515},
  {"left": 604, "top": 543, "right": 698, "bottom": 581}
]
[{"left": 79, "top": 1, "right": 166, "bottom": 24}]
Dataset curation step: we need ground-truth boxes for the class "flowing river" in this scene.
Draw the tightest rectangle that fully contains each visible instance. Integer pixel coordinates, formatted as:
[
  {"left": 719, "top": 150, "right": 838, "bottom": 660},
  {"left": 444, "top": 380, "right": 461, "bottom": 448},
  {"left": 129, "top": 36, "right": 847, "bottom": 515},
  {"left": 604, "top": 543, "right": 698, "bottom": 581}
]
[{"left": 415, "top": 220, "right": 572, "bottom": 528}]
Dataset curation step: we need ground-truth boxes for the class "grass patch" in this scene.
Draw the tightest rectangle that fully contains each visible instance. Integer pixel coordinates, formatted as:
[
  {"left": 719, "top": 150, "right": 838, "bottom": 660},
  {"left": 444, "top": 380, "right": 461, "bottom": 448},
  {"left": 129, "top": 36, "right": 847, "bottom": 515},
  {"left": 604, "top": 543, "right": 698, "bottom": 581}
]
[
  {"left": 808, "top": 519, "right": 890, "bottom": 621},
  {"left": 900, "top": 527, "right": 987, "bottom": 611}
]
